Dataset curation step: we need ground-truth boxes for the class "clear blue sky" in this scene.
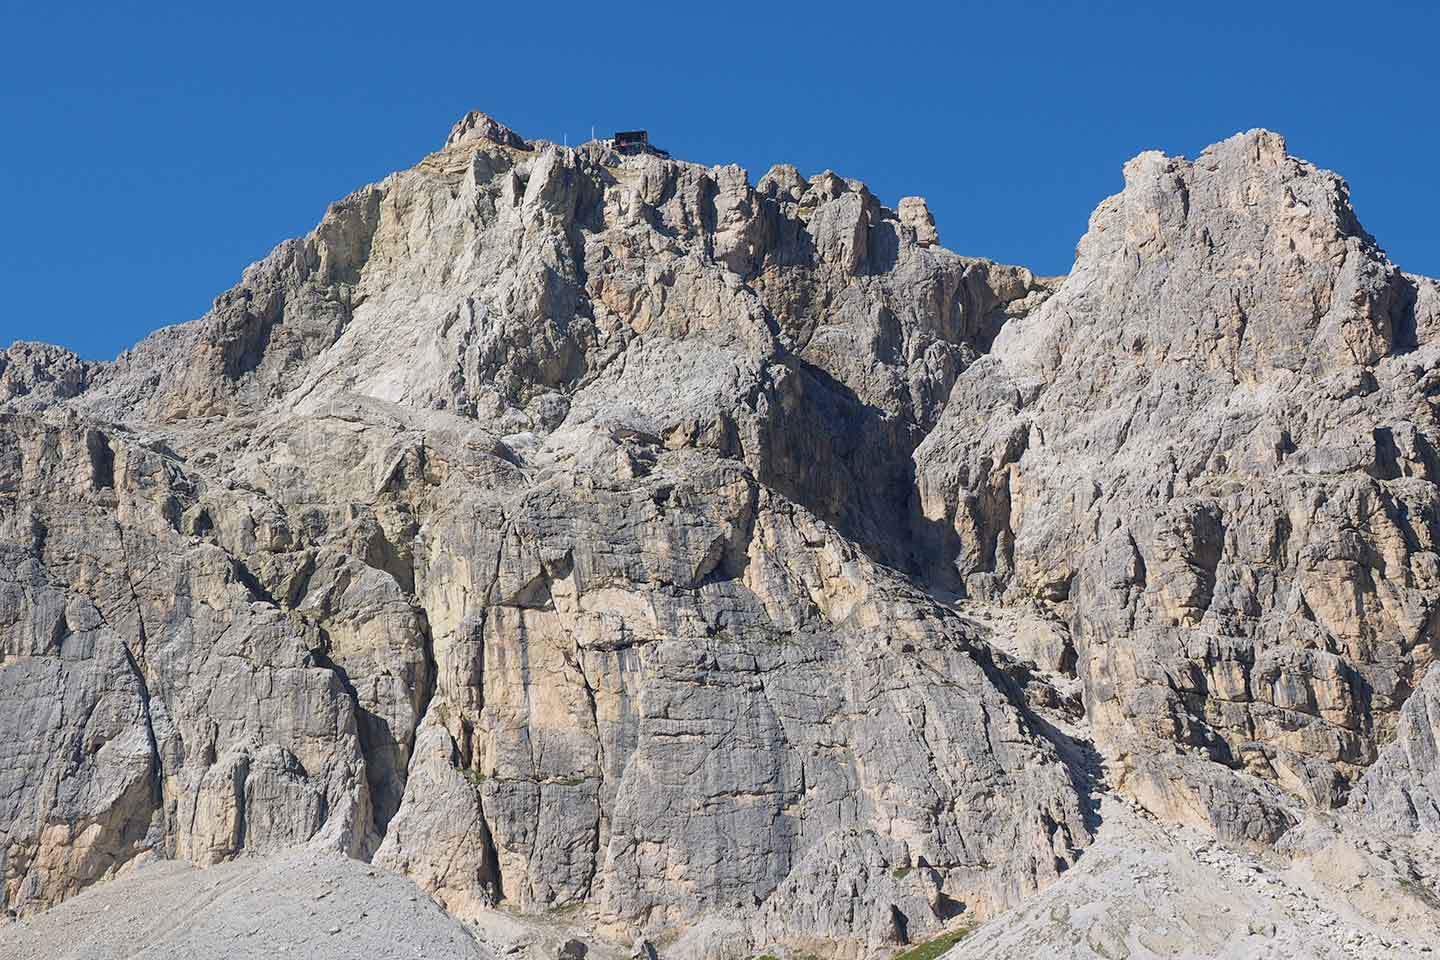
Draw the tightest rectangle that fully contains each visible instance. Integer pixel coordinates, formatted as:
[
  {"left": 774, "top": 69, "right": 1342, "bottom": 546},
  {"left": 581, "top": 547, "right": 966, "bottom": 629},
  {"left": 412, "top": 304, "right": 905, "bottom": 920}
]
[{"left": 4, "top": 1, "right": 1437, "bottom": 360}]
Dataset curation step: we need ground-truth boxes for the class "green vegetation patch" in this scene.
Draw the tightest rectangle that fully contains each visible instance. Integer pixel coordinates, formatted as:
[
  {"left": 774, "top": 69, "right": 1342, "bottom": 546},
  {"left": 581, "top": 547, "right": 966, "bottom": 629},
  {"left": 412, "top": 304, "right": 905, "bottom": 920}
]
[{"left": 892, "top": 926, "right": 974, "bottom": 960}]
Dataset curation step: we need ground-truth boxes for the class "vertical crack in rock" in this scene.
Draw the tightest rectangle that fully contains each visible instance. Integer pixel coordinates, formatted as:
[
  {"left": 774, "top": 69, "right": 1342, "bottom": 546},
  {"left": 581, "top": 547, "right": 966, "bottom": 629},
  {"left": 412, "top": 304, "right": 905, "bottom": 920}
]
[
  {"left": 117, "top": 638, "right": 164, "bottom": 820},
  {"left": 573, "top": 649, "right": 604, "bottom": 900},
  {"left": 307, "top": 630, "right": 390, "bottom": 843},
  {"left": 412, "top": 605, "right": 440, "bottom": 761}
]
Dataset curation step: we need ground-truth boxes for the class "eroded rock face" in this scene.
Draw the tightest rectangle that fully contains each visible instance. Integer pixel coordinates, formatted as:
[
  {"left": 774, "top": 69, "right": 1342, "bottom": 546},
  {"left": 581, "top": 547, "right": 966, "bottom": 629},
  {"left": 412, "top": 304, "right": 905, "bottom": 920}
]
[
  {"left": 915, "top": 129, "right": 1440, "bottom": 839},
  {"left": 0, "top": 113, "right": 1073, "bottom": 952},
  {"left": 2, "top": 115, "right": 1438, "bottom": 956},
  {"left": 0, "top": 343, "right": 98, "bottom": 412},
  {"left": 0, "top": 413, "right": 377, "bottom": 914}
]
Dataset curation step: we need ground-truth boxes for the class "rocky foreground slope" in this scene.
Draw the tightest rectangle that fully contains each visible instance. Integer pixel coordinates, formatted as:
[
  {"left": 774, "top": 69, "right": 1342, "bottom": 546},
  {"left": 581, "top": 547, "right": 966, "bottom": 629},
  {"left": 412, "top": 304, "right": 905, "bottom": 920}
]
[{"left": 2, "top": 113, "right": 1439, "bottom": 959}]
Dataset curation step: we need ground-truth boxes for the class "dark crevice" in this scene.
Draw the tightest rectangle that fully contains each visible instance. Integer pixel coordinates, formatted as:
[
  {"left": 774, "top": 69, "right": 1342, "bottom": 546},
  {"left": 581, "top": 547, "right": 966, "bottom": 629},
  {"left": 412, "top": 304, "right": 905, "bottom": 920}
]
[
  {"left": 697, "top": 476, "right": 760, "bottom": 588},
  {"left": 1390, "top": 272, "right": 1420, "bottom": 355},
  {"left": 1373, "top": 426, "right": 1403, "bottom": 481},
  {"left": 232, "top": 754, "right": 251, "bottom": 851},
  {"left": 413, "top": 606, "right": 440, "bottom": 746},
  {"left": 967, "top": 640, "right": 1105, "bottom": 841},
  {"left": 443, "top": 723, "right": 505, "bottom": 905},
  {"left": 86, "top": 429, "right": 115, "bottom": 491},
  {"left": 231, "top": 558, "right": 277, "bottom": 605},
  {"left": 284, "top": 552, "right": 319, "bottom": 608},
  {"left": 117, "top": 637, "right": 164, "bottom": 815},
  {"left": 572, "top": 651, "right": 605, "bottom": 900},
  {"left": 890, "top": 905, "right": 910, "bottom": 945},
  {"left": 49, "top": 610, "right": 70, "bottom": 655},
  {"left": 307, "top": 635, "right": 397, "bottom": 839},
  {"left": 751, "top": 354, "right": 925, "bottom": 576}
]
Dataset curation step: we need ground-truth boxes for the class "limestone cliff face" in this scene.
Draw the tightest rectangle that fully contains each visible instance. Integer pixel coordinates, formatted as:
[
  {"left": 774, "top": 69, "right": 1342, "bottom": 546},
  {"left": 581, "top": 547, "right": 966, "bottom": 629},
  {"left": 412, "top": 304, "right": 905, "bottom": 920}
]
[
  {"left": 2, "top": 115, "right": 1438, "bottom": 957},
  {"left": 915, "top": 130, "right": 1440, "bottom": 841}
]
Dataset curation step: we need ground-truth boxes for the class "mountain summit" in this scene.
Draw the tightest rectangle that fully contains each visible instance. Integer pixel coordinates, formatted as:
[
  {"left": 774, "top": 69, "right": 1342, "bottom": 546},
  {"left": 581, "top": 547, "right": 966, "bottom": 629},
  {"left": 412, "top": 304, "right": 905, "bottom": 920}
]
[{"left": 2, "top": 113, "right": 1439, "bottom": 959}]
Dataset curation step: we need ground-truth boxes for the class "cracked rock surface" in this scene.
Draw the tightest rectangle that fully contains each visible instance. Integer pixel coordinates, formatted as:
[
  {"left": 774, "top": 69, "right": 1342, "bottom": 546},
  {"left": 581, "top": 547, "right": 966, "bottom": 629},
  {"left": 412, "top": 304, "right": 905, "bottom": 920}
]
[{"left": 2, "top": 114, "right": 1439, "bottom": 958}]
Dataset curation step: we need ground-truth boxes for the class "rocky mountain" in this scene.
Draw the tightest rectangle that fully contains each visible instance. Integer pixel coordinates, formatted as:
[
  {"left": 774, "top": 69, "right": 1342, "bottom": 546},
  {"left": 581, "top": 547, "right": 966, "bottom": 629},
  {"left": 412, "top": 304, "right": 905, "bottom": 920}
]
[{"left": 2, "top": 112, "right": 1438, "bottom": 959}]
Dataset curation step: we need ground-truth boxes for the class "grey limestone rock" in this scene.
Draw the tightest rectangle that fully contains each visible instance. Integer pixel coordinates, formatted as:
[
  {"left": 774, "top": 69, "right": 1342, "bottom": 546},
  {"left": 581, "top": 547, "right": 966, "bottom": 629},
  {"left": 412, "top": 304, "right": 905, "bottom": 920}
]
[
  {"left": 915, "top": 129, "right": 1440, "bottom": 834},
  {"left": 3, "top": 115, "right": 1439, "bottom": 957}
]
